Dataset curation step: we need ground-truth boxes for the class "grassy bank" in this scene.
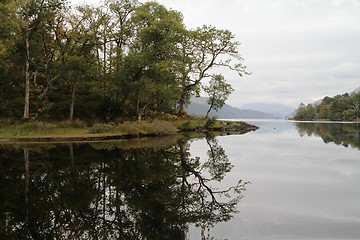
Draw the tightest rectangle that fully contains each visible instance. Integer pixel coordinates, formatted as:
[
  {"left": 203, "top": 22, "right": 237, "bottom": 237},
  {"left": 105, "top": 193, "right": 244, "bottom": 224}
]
[{"left": 0, "top": 118, "right": 258, "bottom": 143}]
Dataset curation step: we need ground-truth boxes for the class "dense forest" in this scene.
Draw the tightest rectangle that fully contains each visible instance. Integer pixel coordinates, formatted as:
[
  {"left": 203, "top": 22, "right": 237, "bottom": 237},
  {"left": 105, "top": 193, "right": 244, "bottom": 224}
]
[
  {"left": 293, "top": 91, "right": 360, "bottom": 121},
  {"left": 0, "top": 0, "right": 246, "bottom": 122}
]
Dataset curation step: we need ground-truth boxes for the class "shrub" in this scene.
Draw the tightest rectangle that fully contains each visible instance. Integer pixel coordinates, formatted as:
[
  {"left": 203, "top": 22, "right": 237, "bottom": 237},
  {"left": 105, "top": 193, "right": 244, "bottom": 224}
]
[
  {"left": 20, "top": 121, "right": 57, "bottom": 130},
  {"left": 57, "top": 119, "right": 88, "bottom": 128},
  {"left": 179, "top": 121, "right": 193, "bottom": 130},
  {"left": 89, "top": 123, "right": 115, "bottom": 134},
  {"left": 0, "top": 118, "right": 17, "bottom": 125},
  {"left": 118, "top": 120, "right": 177, "bottom": 136},
  {"left": 205, "top": 117, "right": 217, "bottom": 128},
  {"left": 161, "top": 113, "right": 179, "bottom": 121},
  {"left": 145, "top": 119, "right": 178, "bottom": 135}
]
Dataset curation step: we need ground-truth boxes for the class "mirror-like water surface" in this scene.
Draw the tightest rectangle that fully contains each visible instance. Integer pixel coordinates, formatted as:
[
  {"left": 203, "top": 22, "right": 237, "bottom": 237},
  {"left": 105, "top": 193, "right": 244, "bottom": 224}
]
[
  {"left": 197, "top": 120, "right": 360, "bottom": 240},
  {"left": 1, "top": 120, "right": 360, "bottom": 239}
]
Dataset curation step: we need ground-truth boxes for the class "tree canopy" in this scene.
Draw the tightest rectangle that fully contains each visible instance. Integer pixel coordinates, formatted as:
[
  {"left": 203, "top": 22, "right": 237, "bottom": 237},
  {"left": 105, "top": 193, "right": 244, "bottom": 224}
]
[
  {"left": 0, "top": 0, "right": 246, "bottom": 122},
  {"left": 294, "top": 91, "right": 360, "bottom": 121}
]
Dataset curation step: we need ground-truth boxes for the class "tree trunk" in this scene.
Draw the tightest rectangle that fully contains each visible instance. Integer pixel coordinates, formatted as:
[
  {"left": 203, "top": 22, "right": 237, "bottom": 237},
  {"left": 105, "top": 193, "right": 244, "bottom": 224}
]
[
  {"left": 178, "top": 91, "right": 187, "bottom": 115},
  {"left": 103, "top": 36, "right": 107, "bottom": 98},
  {"left": 178, "top": 77, "right": 188, "bottom": 116},
  {"left": 23, "top": 15, "right": 30, "bottom": 120},
  {"left": 69, "top": 82, "right": 76, "bottom": 120},
  {"left": 205, "top": 98, "right": 214, "bottom": 119},
  {"left": 205, "top": 108, "right": 211, "bottom": 119}
]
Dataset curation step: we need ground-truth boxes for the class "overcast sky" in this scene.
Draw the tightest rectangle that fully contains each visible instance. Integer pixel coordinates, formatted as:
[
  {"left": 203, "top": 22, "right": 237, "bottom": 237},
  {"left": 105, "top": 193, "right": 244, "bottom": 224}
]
[{"left": 75, "top": 0, "right": 360, "bottom": 108}]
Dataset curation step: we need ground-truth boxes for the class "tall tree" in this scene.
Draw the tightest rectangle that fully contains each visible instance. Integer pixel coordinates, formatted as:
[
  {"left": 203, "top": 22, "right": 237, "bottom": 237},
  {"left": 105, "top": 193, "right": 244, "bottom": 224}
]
[
  {"left": 18, "top": 0, "right": 67, "bottom": 119},
  {"left": 177, "top": 25, "right": 247, "bottom": 115},
  {"left": 60, "top": 5, "right": 98, "bottom": 120},
  {"left": 204, "top": 74, "right": 234, "bottom": 118},
  {"left": 22, "top": 0, "right": 31, "bottom": 119},
  {"left": 123, "top": 1, "right": 185, "bottom": 120},
  {"left": 0, "top": 0, "right": 23, "bottom": 117}
]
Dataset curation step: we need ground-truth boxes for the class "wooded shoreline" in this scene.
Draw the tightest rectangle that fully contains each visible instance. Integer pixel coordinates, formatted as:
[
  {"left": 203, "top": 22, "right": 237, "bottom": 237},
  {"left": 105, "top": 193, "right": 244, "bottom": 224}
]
[{"left": 0, "top": 119, "right": 259, "bottom": 143}]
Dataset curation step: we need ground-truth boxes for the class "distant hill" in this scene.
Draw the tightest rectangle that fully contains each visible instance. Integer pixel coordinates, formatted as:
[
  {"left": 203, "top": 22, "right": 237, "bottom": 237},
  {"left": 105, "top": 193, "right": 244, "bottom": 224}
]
[
  {"left": 241, "top": 102, "right": 295, "bottom": 118},
  {"left": 187, "top": 97, "right": 278, "bottom": 119}
]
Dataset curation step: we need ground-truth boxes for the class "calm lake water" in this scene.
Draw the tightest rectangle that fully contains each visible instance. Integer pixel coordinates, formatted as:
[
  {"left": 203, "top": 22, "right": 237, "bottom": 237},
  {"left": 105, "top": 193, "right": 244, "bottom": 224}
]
[{"left": 1, "top": 120, "right": 360, "bottom": 239}]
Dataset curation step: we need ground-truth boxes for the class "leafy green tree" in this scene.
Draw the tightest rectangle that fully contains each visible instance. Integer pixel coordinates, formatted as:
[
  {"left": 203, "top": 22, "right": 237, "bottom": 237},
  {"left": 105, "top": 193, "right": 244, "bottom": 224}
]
[
  {"left": 295, "top": 91, "right": 360, "bottom": 122},
  {"left": 328, "top": 95, "right": 349, "bottom": 121},
  {"left": 0, "top": 0, "right": 24, "bottom": 117},
  {"left": 353, "top": 100, "right": 360, "bottom": 120},
  {"left": 120, "top": 1, "right": 185, "bottom": 120},
  {"left": 318, "top": 104, "right": 331, "bottom": 119},
  {"left": 59, "top": 7, "right": 99, "bottom": 120},
  {"left": 294, "top": 103, "right": 316, "bottom": 120},
  {"left": 177, "top": 25, "right": 247, "bottom": 115},
  {"left": 1, "top": 0, "right": 250, "bottom": 121},
  {"left": 105, "top": 0, "right": 139, "bottom": 111},
  {"left": 16, "top": 0, "right": 68, "bottom": 119},
  {"left": 204, "top": 74, "right": 234, "bottom": 118}
]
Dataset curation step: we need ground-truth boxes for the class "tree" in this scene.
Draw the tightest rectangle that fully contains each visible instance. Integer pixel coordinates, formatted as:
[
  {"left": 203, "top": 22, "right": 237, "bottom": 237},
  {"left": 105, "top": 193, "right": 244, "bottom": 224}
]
[
  {"left": 294, "top": 103, "right": 316, "bottom": 120},
  {"left": 22, "top": 0, "right": 31, "bottom": 119},
  {"left": 0, "top": 0, "right": 23, "bottom": 117},
  {"left": 121, "top": 1, "right": 185, "bottom": 120},
  {"left": 17, "top": 0, "right": 68, "bottom": 119},
  {"left": 353, "top": 100, "right": 360, "bottom": 120},
  {"left": 1, "top": 0, "right": 250, "bottom": 121},
  {"left": 328, "top": 97, "right": 348, "bottom": 121},
  {"left": 318, "top": 104, "right": 331, "bottom": 119},
  {"left": 60, "top": 6, "right": 98, "bottom": 120},
  {"left": 177, "top": 25, "right": 247, "bottom": 115},
  {"left": 204, "top": 74, "right": 234, "bottom": 118}
]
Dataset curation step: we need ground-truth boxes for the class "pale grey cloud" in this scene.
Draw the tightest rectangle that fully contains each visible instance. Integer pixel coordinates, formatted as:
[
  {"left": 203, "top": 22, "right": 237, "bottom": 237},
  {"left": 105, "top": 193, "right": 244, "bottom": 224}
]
[
  {"left": 151, "top": 0, "right": 360, "bottom": 107},
  {"left": 331, "top": 62, "right": 360, "bottom": 78},
  {"left": 74, "top": 0, "right": 360, "bottom": 108}
]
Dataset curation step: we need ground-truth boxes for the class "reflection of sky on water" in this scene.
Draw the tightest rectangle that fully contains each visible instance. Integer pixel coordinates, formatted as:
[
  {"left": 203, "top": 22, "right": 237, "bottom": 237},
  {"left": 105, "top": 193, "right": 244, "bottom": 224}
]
[{"left": 190, "top": 121, "right": 360, "bottom": 240}]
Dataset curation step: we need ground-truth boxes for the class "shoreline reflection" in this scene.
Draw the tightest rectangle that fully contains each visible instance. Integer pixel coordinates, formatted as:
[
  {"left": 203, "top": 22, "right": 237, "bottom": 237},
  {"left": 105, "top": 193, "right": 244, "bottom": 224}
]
[
  {"left": 295, "top": 122, "right": 360, "bottom": 150},
  {"left": 0, "top": 137, "right": 247, "bottom": 239}
]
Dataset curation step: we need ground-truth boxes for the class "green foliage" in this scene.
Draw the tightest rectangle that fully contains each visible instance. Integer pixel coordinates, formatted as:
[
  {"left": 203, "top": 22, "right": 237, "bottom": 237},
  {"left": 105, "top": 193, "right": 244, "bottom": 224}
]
[
  {"left": 56, "top": 119, "right": 88, "bottom": 128},
  {"left": 14, "top": 121, "right": 58, "bottom": 135},
  {"left": 20, "top": 121, "right": 57, "bottom": 130},
  {"left": 204, "top": 74, "right": 234, "bottom": 118},
  {"left": 294, "top": 103, "right": 316, "bottom": 121},
  {"left": 89, "top": 123, "right": 116, "bottom": 134},
  {"left": 294, "top": 92, "right": 360, "bottom": 121},
  {"left": 205, "top": 116, "right": 218, "bottom": 128},
  {"left": 117, "top": 120, "right": 178, "bottom": 135},
  {"left": 0, "top": 0, "right": 243, "bottom": 122}
]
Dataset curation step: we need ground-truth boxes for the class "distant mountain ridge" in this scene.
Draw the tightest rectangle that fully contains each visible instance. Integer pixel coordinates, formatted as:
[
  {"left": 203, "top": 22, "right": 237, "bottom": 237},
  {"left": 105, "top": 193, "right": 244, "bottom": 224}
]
[
  {"left": 187, "top": 97, "right": 279, "bottom": 119},
  {"left": 241, "top": 102, "right": 295, "bottom": 118}
]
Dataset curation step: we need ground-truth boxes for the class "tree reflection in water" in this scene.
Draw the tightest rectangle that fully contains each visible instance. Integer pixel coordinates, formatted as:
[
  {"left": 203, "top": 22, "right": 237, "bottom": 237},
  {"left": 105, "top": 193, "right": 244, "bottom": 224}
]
[
  {"left": 0, "top": 137, "right": 248, "bottom": 239},
  {"left": 295, "top": 122, "right": 360, "bottom": 150}
]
